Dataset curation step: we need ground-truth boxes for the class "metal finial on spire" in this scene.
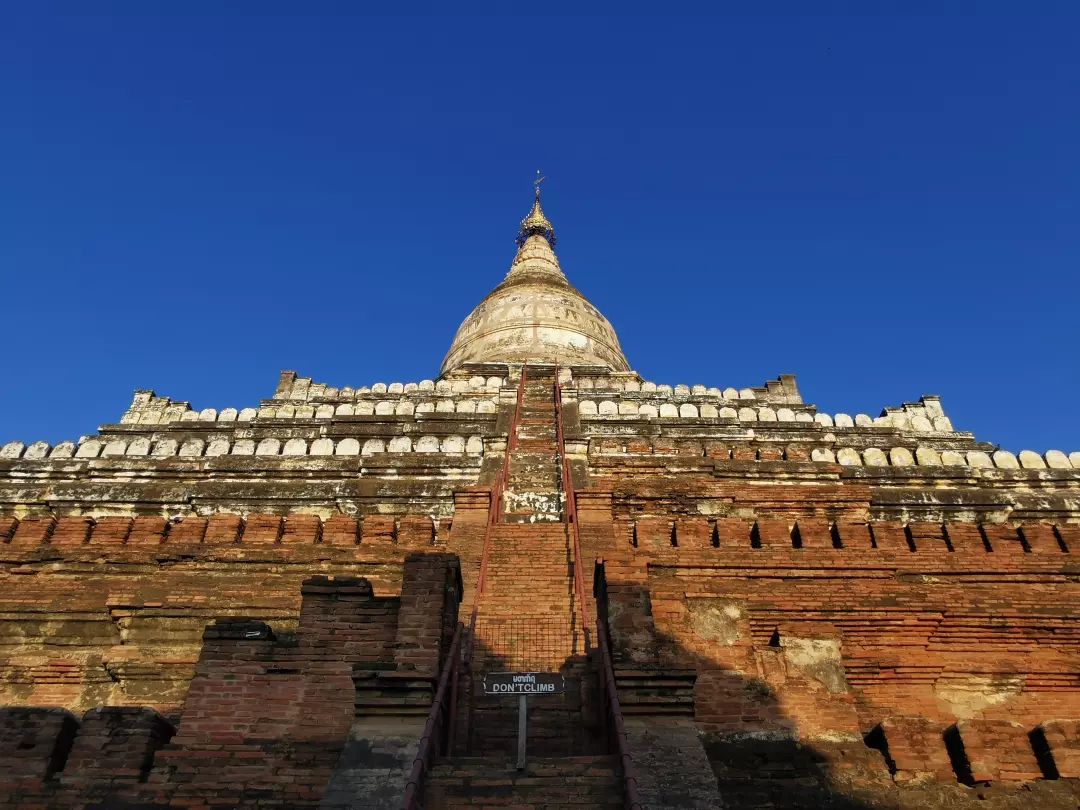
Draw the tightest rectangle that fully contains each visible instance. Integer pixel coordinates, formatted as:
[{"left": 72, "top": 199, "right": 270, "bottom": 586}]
[{"left": 518, "top": 171, "right": 556, "bottom": 248}]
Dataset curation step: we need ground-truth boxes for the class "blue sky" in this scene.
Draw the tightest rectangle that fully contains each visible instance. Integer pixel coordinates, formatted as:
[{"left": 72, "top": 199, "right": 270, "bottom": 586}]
[{"left": 1, "top": 6, "right": 1077, "bottom": 451}]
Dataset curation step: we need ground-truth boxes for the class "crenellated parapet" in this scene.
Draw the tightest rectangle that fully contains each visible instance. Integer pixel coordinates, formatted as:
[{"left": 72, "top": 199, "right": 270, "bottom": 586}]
[
  {"left": 0, "top": 555, "right": 462, "bottom": 808},
  {"left": 118, "top": 375, "right": 506, "bottom": 426},
  {"left": 586, "top": 436, "right": 1080, "bottom": 472},
  {"left": 0, "top": 369, "right": 519, "bottom": 518}
]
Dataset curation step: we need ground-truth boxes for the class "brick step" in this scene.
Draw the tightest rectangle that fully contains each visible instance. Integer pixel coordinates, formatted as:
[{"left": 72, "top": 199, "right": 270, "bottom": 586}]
[
  {"left": 485, "top": 543, "right": 569, "bottom": 554},
  {"left": 502, "top": 516, "right": 564, "bottom": 525},
  {"left": 476, "top": 602, "right": 573, "bottom": 611},
  {"left": 490, "top": 525, "right": 568, "bottom": 536},
  {"left": 487, "top": 535, "right": 569, "bottom": 544},
  {"left": 482, "top": 579, "right": 571, "bottom": 589},
  {"left": 485, "top": 549, "right": 566, "bottom": 556},
  {"left": 484, "top": 563, "right": 568, "bottom": 571},
  {"left": 473, "top": 613, "right": 574, "bottom": 626},
  {"left": 508, "top": 449, "right": 559, "bottom": 461},
  {"left": 424, "top": 755, "right": 623, "bottom": 809},
  {"left": 479, "top": 583, "right": 572, "bottom": 591},
  {"left": 504, "top": 480, "right": 561, "bottom": 493}
]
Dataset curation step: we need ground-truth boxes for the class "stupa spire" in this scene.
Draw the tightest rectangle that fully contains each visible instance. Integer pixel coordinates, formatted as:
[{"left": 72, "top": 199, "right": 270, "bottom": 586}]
[
  {"left": 517, "top": 170, "right": 556, "bottom": 247},
  {"left": 439, "top": 177, "right": 631, "bottom": 375}
]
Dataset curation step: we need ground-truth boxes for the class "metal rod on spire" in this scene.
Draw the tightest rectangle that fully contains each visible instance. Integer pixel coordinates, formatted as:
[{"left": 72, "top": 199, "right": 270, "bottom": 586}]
[{"left": 534, "top": 169, "right": 545, "bottom": 200}]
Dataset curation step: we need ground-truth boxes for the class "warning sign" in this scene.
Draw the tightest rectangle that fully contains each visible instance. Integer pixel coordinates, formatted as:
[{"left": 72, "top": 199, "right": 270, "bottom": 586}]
[{"left": 482, "top": 672, "right": 564, "bottom": 696}]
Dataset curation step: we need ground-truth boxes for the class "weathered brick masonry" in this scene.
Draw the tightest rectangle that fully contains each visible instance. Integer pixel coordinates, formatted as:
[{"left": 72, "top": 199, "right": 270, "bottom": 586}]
[{"left": 1, "top": 189, "right": 1078, "bottom": 807}]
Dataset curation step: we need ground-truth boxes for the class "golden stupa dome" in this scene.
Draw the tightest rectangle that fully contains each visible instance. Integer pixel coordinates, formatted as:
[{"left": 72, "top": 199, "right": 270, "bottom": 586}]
[{"left": 440, "top": 181, "right": 631, "bottom": 375}]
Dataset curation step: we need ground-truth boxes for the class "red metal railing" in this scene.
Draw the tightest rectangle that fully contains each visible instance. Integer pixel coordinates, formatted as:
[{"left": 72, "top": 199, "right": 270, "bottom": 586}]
[
  {"left": 401, "top": 620, "right": 464, "bottom": 809},
  {"left": 553, "top": 371, "right": 591, "bottom": 653},
  {"left": 593, "top": 564, "right": 645, "bottom": 810},
  {"left": 554, "top": 370, "right": 645, "bottom": 810}
]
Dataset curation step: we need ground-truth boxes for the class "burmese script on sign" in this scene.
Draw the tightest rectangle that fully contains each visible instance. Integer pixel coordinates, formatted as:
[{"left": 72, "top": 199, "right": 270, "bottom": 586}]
[{"left": 482, "top": 672, "right": 564, "bottom": 696}]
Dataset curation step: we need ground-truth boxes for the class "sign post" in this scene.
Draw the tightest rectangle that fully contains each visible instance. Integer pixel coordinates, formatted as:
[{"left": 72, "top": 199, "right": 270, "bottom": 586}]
[
  {"left": 482, "top": 672, "right": 565, "bottom": 771},
  {"left": 517, "top": 694, "right": 527, "bottom": 770}
]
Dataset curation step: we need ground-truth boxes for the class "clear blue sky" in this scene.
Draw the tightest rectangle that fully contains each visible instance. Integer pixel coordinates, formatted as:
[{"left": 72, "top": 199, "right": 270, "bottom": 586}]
[{"left": 2, "top": 6, "right": 1077, "bottom": 452}]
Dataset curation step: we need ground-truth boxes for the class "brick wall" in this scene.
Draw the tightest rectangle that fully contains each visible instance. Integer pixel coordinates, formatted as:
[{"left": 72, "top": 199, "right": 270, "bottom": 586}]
[{"left": 0, "top": 552, "right": 462, "bottom": 808}]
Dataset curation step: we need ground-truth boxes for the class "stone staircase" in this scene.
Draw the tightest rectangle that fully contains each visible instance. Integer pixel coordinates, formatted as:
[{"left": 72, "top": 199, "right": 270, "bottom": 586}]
[
  {"left": 480, "top": 524, "right": 578, "bottom": 628},
  {"left": 434, "top": 365, "right": 617, "bottom": 804},
  {"left": 503, "top": 369, "right": 563, "bottom": 523},
  {"left": 423, "top": 755, "right": 623, "bottom": 809},
  {"left": 466, "top": 522, "right": 589, "bottom": 758}
]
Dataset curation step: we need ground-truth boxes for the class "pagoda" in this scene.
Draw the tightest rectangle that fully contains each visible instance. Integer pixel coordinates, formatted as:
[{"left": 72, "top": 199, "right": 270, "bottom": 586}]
[{"left": 0, "top": 184, "right": 1077, "bottom": 808}]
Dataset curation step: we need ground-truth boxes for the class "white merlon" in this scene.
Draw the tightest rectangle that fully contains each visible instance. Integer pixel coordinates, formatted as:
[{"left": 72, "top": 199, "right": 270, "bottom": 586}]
[
  {"left": 992, "top": 450, "right": 1019, "bottom": 469},
  {"left": 915, "top": 446, "right": 942, "bottom": 466},
  {"left": 1018, "top": 450, "right": 1046, "bottom": 469},
  {"left": 282, "top": 438, "right": 308, "bottom": 456},
  {"left": 1045, "top": 449, "right": 1071, "bottom": 469},
  {"left": 76, "top": 440, "right": 103, "bottom": 458},
  {"left": 1, "top": 442, "right": 25, "bottom": 459},
  {"left": 310, "top": 438, "right": 335, "bottom": 456},
  {"left": 836, "top": 448, "right": 861, "bottom": 466},
  {"left": 863, "top": 448, "right": 888, "bottom": 466},
  {"left": 889, "top": 447, "right": 915, "bottom": 466},
  {"left": 25, "top": 441, "right": 51, "bottom": 459},
  {"left": 336, "top": 438, "right": 360, "bottom": 456}
]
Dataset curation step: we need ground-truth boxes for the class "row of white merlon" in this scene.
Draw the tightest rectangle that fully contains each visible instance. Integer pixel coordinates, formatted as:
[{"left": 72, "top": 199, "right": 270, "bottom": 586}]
[
  {"left": 0, "top": 435, "right": 486, "bottom": 460},
  {"left": 578, "top": 400, "right": 952, "bottom": 432},
  {"left": 281, "top": 377, "right": 508, "bottom": 400},
  {"left": 122, "top": 398, "right": 500, "bottom": 425},
  {"left": 121, "top": 398, "right": 946, "bottom": 432},
  {"left": 3, "top": 437, "right": 1077, "bottom": 470},
  {"left": 279, "top": 378, "right": 753, "bottom": 400},
  {"left": 578, "top": 381, "right": 761, "bottom": 397},
  {"left": 287, "top": 379, "right": 766, "bottom": 400},
  {"left": 785, "top": 446, "right": 1077, "bottom": 470}
]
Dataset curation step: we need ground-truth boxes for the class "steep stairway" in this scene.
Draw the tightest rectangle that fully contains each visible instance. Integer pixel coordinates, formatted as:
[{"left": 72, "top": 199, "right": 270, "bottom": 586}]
[
  {"left": 433, "top": 365, "right": 615, "bottom": 805},
  {"left": 503, "top": 368, "right": 563, "bottom": 523},
  {"left": 467, "top": 521, "right": 589, "bottom": 758},
  {"left": 423, "top": 756, "right": 623, "bottom": 809}
]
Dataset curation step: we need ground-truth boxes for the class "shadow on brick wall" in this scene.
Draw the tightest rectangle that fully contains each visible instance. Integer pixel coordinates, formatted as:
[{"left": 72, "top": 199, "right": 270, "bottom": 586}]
[{"left": 599, "top": 569, "right": 1080, "bottom": 809}]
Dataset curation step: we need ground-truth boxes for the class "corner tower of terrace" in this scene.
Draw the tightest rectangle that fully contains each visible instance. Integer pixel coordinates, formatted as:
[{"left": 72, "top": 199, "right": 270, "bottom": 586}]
[{"left": 0, "top": 181, "right": 1078, "bottom": 809}]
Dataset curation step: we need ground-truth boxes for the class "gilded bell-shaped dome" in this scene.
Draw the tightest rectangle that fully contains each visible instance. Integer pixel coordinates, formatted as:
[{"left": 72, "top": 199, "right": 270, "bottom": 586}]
[{"left": 440, "top": 186, "right": 631, "bottom": 375}]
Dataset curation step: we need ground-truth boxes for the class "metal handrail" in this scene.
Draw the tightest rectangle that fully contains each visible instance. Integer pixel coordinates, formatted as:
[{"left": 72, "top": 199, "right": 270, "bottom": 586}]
[
  {"left": 553, "top": 371, "right": 591, "bottom": 652},
  {"left": 555, "top": 369, "right": 645, "bottom": 810},
  {"left": 401, "top": 620, "right": 464, "bottom": 809}
]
